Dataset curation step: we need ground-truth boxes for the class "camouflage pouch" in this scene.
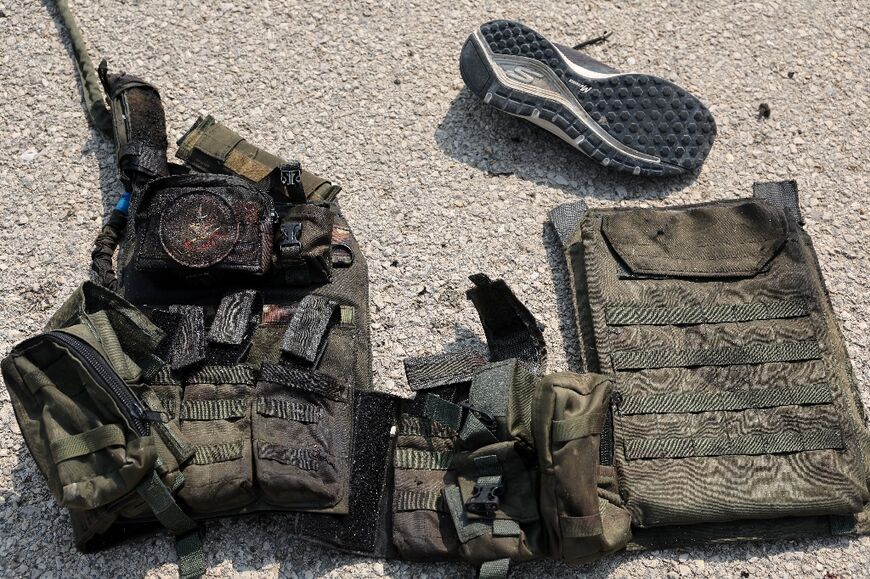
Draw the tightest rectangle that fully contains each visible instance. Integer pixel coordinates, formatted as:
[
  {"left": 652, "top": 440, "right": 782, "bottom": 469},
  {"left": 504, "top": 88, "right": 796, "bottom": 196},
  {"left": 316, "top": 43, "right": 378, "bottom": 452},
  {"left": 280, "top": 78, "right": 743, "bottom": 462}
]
[{"left": 134, "top": 173, "right": 275, "bottom": 277}]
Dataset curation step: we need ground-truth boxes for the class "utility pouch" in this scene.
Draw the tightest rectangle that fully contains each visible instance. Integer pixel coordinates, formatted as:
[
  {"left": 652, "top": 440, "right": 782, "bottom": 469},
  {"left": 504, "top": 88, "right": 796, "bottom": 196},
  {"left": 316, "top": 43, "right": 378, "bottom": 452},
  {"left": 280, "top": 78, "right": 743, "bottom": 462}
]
[
  {"left": 274, "top": 203, "right": 334, "bottom": 286},
  {"left": 559, "top": 193, "right": 870, "bottom": 531},
  {"left": 532, "top": 373, "right": 632, "bottom": 563},
  {"left": 98, "top": 64, "right": 169, "bottom": 183},
  {"left": 175, "top": 115, "right": 339, "bottom": 202},
  {"left": 134, "top": 173, "right": 275, "bottom": 277}
]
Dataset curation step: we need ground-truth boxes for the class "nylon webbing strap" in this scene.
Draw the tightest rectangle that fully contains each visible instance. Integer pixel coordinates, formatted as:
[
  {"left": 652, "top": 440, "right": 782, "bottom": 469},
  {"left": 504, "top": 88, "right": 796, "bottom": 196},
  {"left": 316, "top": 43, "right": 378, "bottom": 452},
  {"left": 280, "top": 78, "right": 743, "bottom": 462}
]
[
  {"left": 444, "top": 485, "right": 491, "bottom": 542},
  {"left": 256, "top": 397, "right": 322, "bottom": 423},
  {"left": 256, "top": 441, "right": 320, "bottom": 471},
  {"left": 753, "top": 180, "right": 803, "bottom": 224},
  {"left": 624, "top": 428, "right": 843, "bottom": 460},
  {"left": 552, "top": 412, "right": 605, "bottom": 442},
  {"left": 403, "top": 349, "right": 488, "bottom": 391},
  {"left": 560, "top": 512, "right": 604, "bottom": 538},
  {"left": 394, "top": 448, "right": 454, "bottom": 470},
  {"left": 136, "top": 471, "right": 204, "bottom": 579},
  {"left": 466, "top": 274, "right": 547, "bottom": 374},
  {"left": 398, "top": 415, "right": 456, "bottom": 439},
  {"left": 141, "top": 390, "right": 195, "bottom": 464},
  {"left": 611, "top": 340, "right": 822, "bottom": 371},
  {"left": 393, "top": 489, "right": 446, "bottom": 512},
  {"left": 478, "top": 558, "right": 511, "bottom": 579},
  {"left": 168, "top": 305, "right": 206, "bottom": 371},
  {"left": 180, "top": 398, "right": 248, "bottom": 421},
  {"left": 259, "top": 362, "right": 345, "bottom": 401},
  {"left": 281, "top": 295, "right": 337, "bottom": 365},
  {"left": 50, "top": 424, "right": 126, "bottom": 463},
  {"left": 190, "top": 441, "right": 244, "bottom": 465},
  {"left": 422, "top": 394, "right": 463, "bottom": 431},
  {"left": 459, "top": 411, "right": 498, "bottom": 448},
  {"left": 618, "top": 383, "right": 833, "bottom": 415},
  {"left": 605, "top": 299, "right": 809, "bottom": 326},
  {"left": 492, "top": 519, "right": 521, "bottom": 537},
  {"left": 185, "top": 364, "right": 255, "bottom": 386}
]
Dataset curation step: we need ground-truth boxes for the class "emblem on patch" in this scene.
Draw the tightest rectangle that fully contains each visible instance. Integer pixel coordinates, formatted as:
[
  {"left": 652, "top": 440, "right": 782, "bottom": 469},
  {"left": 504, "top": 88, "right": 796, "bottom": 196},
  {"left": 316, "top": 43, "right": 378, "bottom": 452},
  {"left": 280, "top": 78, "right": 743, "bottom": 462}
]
[{"left": 158, "top": 191, "right": 240, "bottom": 268}]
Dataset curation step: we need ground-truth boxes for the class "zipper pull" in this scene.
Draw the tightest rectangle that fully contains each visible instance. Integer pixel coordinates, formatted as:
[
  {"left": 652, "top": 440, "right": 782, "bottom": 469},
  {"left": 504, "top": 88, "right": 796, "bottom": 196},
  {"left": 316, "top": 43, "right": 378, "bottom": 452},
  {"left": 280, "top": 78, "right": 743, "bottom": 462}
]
[{"left": 134, "top": 406, "right": 169, "bottom": 424}]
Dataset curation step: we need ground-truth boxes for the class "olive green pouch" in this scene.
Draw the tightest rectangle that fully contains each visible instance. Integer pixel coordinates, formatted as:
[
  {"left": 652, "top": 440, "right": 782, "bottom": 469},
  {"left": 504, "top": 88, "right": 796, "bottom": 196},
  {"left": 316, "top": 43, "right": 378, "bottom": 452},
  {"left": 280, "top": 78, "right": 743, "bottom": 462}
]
[{"left": 0, "top": 282, "right": 183, "bottom": 547}]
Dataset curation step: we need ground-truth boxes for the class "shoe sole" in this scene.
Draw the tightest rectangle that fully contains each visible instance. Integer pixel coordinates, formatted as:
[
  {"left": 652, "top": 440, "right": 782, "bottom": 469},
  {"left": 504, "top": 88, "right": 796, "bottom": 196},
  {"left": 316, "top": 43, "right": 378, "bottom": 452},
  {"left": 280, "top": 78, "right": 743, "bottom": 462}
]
[{"left": 459, "top": 20, "right": 717, "bottom": 176}]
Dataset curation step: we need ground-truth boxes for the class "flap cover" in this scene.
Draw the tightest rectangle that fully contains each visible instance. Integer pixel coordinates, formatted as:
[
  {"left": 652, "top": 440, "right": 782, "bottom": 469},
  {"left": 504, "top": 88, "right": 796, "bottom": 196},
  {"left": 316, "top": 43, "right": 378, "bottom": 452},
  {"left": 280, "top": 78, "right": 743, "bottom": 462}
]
[{"left": 601, "top": 201, "right": 787, "bottom": 278}]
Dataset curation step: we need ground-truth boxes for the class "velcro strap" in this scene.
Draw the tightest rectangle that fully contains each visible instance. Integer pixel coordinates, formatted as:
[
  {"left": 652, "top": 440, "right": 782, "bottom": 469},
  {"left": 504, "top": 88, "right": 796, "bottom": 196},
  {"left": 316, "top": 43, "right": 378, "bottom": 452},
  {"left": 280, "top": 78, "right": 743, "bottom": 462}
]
[
  {"left": 403, "top": 350, "right": 488, "bottom": 391},
  {"left": 492, "top": 519, "right": 521, "bottom": 537},
  {"left": 605, "top": 299, "right": 809, "bottom": 326},
  {"left": 393, "top": 489, "right": 446, "bottom": 512},
  {"left": 394, "top": 448, "right": 453, "bottom": 470},
  {"left": 618, "top": 383, "right": 833, "bottom": 415},
  {"left": 50, "top": 424, "right": 126, "bottom": 463},
  {"left": 256, "top": 397, "right": 322, "bottom": 423},
  {"left": 207, "top": 290, "right": 262, "bottom": 345},
  {"left": 281, "top": 295, "right": 337, "bottom": 365},
  {"left": 256, "top": 441, "right": 320, "bottom": 471},
  {"left": 560, "top": 513, "right": 603, "bottom": 538},
  {"left": 611, "top": 340, "right": 822, "bottom": 371},
  {"left": 135, "top": 471, "right": 204, "bottom": 579},
  {"left": 469, "top": 359, "right": 515, "bottom": 417},
  {"left": 478, "top": 558, "right": 511, "bottom": 579},
  {"left": 168, "top": 305, "right": 206, "bottom": 371},
  {"left": 179, "top": 398, "right": 248, "bottom": 421},
  {"left": 259, "top": 362, "right": 346, "bottom": 401},
  {"left": 190, "top": 441, "right": 244, "bottom": 465},
  {"left": 422, "top": 394, "right": 463, "bottom": 430},
  {"left": 625, "top": 428, "right": 843, "bottom": 460},
  {"left": 552, "top": 412, "right": 605, "bottom": 442}
]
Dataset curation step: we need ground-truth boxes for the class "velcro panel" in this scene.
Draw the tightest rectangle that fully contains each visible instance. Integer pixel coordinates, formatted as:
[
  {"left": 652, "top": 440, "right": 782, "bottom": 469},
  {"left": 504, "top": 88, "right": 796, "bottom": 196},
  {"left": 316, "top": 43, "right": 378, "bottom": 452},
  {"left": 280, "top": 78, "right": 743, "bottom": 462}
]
[{"left": 281, "top": 295, "right": 337, "bottom": 365}]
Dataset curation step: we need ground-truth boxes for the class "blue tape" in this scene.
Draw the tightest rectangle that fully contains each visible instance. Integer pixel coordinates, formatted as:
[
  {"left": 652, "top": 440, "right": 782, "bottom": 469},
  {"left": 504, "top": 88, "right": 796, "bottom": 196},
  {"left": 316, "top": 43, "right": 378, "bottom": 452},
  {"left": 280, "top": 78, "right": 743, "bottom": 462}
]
[{"left": 115, "top": 191, "right": 132, "bottom": 215}]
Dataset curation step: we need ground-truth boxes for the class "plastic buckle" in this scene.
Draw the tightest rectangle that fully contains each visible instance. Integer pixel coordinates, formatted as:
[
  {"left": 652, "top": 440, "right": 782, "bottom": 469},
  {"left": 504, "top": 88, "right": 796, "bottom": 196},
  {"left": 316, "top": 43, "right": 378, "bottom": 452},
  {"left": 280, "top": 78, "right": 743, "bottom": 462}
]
[
  {"left": 465, "top": 481, "right": 503, "bottom": 517},
  {"left": 280, "top": 162, "right": 305, "bottom": 202},
  {"left": 279, "top": 222, "right": 303, "bottom": 256}
]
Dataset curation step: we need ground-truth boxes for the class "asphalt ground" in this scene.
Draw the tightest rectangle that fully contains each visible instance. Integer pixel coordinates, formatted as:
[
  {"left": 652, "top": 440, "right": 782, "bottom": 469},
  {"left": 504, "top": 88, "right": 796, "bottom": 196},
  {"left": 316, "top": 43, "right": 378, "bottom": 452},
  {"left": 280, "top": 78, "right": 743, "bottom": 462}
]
[{"left": 1, "top": 1, "right": 868, "bottom": 577}]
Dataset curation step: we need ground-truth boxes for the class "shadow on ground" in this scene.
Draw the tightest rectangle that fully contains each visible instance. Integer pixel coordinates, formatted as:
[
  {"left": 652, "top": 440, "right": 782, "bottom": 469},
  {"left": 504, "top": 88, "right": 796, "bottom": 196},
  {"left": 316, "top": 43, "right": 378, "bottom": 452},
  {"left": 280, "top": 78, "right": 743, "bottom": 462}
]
[{"left": 436, "top": 89, "right": 701, "bottom": 201}]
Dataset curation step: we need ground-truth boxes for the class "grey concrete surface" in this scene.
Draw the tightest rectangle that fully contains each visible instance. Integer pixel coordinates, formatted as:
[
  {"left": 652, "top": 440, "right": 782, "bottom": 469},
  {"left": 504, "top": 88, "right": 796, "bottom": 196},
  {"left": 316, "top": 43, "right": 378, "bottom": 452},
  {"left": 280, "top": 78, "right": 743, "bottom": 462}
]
[{"left": 1, "top": 0, "right": 868, "bottom": 577}]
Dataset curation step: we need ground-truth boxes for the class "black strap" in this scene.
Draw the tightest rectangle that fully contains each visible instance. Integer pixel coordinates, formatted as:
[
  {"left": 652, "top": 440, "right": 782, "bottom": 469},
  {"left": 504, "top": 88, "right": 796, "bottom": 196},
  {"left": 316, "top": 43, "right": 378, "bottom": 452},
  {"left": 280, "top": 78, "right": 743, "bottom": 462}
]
[
  {"left": 466, "top": 274, "right": 547, "bottom": 374},
  {"left": 403, "top": 349, "right": 488, "bottom": 391},
  {"left": 206, "top": 290, "right": 262, "bottom": 365},
  {"left": 167, "top": 305, "right": 206, "bottom": 371},
  {"left": 281, "top": 295, "right": 337, "bottom": 366}
]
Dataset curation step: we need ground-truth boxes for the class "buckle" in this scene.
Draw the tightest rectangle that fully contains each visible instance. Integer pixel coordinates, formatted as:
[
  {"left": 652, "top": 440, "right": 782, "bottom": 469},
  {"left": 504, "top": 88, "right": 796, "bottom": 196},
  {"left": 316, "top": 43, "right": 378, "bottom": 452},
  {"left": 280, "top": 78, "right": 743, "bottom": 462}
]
[
  {"left": 279, "top": 162, "right": 305, "bottom": 202},
  {"left": 279, "top": 222, "right": 303, "bottom": 256},
  {"left": 465, "top": 481, "right": 503, "bottom": 517}
]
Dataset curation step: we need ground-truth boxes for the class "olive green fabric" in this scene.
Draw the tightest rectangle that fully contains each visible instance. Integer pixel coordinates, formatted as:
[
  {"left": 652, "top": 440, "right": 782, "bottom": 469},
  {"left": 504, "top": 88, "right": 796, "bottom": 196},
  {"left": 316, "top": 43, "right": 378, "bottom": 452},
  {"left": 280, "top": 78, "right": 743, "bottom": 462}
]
[
  {"left": 559, "top": 194, "right": 870, "bottom": 538},
  {"left": 175, "top": 115, "right": 338, "bottom": 202}
]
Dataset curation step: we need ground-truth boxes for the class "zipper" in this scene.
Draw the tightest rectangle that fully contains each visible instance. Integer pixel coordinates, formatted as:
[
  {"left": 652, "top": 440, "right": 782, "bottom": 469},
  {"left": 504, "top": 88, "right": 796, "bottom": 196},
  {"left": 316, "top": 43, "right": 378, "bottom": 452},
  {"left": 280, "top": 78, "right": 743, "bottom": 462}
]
[{"left": 43, "top": 331, "right": 154, "bottom": 437}]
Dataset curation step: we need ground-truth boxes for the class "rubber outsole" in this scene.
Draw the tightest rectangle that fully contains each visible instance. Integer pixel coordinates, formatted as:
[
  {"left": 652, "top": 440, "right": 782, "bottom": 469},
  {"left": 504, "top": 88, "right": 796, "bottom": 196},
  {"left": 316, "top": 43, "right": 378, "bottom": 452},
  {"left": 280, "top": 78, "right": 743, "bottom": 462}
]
[{"left": 459, "top": 20, "right": 717, "bottom": 177}]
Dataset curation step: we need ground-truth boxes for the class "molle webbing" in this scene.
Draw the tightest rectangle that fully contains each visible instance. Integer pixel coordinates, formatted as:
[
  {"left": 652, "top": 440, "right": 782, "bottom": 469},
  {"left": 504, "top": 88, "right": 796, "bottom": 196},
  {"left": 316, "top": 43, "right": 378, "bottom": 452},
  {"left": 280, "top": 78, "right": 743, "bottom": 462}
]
[
  {"left": 259, "top": 362, "right": 345, "bottom": 400},
  {"left": 256, "top": 442, "right": 320, "bottom": 471},
  {"left": 604, "top": 299, "right": 809, "bottom": 326},
  {"left": 394, "top": 489, "right": 446, "bottom": 512},
  {"left": 190, "top": 441, "right": 244, "bottom": 465},
  {"left": 403, "top": 350, "right": 488, "bottom": 391},
  {"left": 394, "top": 448, "right": 454, "bottom": 470},
  {"left": 255, "top": 397, "right": 322, "bottom": 423},
  {"left": 179, "top": 398, "right": 248, "bottom": 421},
  {"left": 398, "top": 415, "right": 456, "bottom": 438},
  {"left": 617, "top": 383, "right": 833, "bottom": 415},
  {"left": 624, "top": 429, "right": 844, "bottom": 460},
  {"left": 610, "top": 340, "right": 822, "bottom": 371}
]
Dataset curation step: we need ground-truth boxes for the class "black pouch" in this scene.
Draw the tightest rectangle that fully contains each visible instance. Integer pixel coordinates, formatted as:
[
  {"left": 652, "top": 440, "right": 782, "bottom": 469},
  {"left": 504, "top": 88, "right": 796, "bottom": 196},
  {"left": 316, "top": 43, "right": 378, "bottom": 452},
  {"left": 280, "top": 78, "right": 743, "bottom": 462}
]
[{"left": 134, "top": 173, "right": 275, "bottom": 277}]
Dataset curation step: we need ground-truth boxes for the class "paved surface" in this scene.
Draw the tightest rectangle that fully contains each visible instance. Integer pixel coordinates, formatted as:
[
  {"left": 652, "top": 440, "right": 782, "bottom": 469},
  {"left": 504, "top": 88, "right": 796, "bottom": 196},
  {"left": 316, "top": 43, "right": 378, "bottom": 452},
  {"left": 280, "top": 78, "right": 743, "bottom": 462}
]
[{"left": 1, "top": 0, "right": 868, "bottom": 577}]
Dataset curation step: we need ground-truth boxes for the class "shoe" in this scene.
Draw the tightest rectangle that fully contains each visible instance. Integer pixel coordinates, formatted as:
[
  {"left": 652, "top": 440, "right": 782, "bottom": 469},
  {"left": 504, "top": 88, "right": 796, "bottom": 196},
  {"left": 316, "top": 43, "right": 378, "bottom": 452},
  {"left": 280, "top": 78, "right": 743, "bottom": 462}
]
[{"left": 459, "top": 20, "right": 717, "bottom": 176}]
